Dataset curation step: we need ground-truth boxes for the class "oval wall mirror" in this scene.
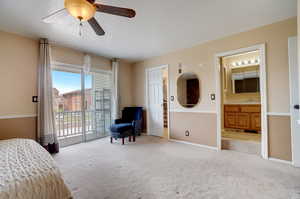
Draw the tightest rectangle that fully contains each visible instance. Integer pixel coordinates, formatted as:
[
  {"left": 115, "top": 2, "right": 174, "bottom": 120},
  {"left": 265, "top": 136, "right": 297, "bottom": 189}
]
[{"left": 177, "top": 72, "right": 200, "bottom": 108}]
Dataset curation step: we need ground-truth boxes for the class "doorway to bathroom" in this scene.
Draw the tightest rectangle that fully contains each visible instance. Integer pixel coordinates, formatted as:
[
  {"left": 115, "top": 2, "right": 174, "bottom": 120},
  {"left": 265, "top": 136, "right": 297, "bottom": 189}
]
[{"left": 215, "top": 44, "right": 268, "bottom": 159}]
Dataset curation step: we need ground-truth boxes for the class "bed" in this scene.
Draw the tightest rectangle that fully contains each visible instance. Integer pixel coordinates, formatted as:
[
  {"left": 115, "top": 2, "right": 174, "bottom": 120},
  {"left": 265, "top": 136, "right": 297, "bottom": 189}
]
[{"left": 0, "top": 138, "right": 71, "bottom": 199}]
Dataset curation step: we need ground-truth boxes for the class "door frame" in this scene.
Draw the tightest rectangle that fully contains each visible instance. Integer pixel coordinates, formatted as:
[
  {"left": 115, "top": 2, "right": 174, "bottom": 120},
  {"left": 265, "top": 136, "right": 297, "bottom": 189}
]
[
  {"left": 145, "top": 65, "right": 170, "bottom": 139},
  {"left": 288, "top": 36, "right": 300, "bottom": 167},
  {"left": 214, "top": 44, "right": 268, "bottom": 159}
]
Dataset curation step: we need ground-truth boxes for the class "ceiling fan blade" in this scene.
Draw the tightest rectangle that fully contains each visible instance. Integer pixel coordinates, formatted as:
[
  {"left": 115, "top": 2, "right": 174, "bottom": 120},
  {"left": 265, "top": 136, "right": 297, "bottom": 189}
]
[
  {"left": 88, "top": 17, "right": 105, "bottom": 36},
  {"left": 42, "top": 8, "right": 69, "bottom": 24},
  {"left": 94, "top": 4, "right": 136, "bottom": 18}
]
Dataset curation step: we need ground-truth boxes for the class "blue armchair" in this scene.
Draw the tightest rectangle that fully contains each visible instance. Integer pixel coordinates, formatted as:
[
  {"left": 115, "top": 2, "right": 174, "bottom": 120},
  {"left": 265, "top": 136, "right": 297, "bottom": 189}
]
[{"left": 110, "top": 107, "right": 143, "bottom": 144}]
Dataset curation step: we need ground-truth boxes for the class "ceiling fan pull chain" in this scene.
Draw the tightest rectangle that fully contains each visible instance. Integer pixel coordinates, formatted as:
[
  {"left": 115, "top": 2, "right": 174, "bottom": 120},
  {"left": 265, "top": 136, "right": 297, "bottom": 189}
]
[{"left": 79, "top": 20, "right": 83, "bottom": 37}]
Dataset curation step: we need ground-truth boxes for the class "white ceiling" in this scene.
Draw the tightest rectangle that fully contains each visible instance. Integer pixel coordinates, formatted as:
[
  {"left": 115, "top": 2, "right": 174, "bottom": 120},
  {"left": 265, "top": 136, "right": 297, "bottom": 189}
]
[{"left": 0, "top": 0, "right": 297, "bottom": 62}]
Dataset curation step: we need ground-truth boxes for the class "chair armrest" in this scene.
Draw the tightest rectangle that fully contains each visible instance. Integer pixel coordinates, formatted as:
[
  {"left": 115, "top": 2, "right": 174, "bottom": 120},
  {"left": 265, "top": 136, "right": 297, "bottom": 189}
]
[
  {"left": 132, "top": 121, "right": 136, "bottom": 128},
  {"left": 115, "top": 119, "right": 123, "bottom": 124},
  {"left": 132, "top": 120, "right": 142, "bottom": 132}
]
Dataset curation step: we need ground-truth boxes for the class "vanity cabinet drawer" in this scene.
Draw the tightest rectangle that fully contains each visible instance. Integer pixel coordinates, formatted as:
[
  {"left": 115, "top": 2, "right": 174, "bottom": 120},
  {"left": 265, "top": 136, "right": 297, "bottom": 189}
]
[
  {"left": 224, "top": 105, "right": 240, "bottom": 112},
  {"left": 240, "top": 105, "right": 261, "bottom": 113}
]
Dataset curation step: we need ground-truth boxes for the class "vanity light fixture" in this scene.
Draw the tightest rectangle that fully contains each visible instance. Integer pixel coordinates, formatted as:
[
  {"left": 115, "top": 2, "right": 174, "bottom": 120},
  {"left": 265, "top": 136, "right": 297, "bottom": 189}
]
[{"left": 232, "top": 58, "right": 260, "bottom": 67}]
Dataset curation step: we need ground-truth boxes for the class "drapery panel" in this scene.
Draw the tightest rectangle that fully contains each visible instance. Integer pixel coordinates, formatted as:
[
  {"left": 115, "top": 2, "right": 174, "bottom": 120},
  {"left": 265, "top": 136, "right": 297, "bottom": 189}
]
[
  {"left": 37, "top": 38, "right": 59, "bottom": 153},
  {"left": 112, "top": 59, "right": 120, "bottom": 120}
]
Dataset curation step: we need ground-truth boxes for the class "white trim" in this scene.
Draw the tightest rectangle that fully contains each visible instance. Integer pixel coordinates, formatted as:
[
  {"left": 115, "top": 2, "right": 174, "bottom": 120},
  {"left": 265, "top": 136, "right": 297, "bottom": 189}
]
[
  {"left": 267, "top": 112, "right": 291, "bottom": 116},
  {"left": 0, "top": 114, "right": 37, "bottom": 119},
  {"left": 288, "top": 36, "right": 300, "bottom": 168},
  {"left": 170, "top": 109, "right": 217, "bottom": 114},
  {"left": 166, "top": 66, "right": 171, "bottom": 140},
  {"left": 215, "top": 44, "right": 269, "bottom": 159},
  {"left": 215, "top": 56, "right": 222, "bottom": 151},
  {"left": 268, "top": 158, "right": 292, "bottom": 165},
  {"left": 145, "top": 68, "right": 149, "bottom": 135},
  {"left": 169, "top": 139, "right": 219, "bottom": 151},
  {"left": 145, "top": 65, "right": 169, "bottom": 138}
]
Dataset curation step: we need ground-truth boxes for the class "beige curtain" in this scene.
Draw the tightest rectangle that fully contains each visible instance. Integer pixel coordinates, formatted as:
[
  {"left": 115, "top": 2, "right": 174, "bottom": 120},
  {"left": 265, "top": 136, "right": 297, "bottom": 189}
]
[{"left": 37, "top": 38, "right": 59, "bottom": 153}]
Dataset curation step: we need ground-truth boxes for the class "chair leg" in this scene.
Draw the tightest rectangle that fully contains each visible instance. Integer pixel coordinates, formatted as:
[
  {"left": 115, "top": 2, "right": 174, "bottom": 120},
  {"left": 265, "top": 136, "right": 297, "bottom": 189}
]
[
  {"left": 122, "top": 137, "right": 125, "bottom": 145},
  {"left": 129, "top": 136, "right": 132, "bottom": 142},
  {"left": 110, "top": 137, "right": 113, "bottom": 144}
]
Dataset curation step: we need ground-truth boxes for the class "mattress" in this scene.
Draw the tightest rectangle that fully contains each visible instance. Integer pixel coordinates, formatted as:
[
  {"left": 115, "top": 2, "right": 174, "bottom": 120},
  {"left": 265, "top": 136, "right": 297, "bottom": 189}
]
[{"left": 0, "top": 139, "right": 71, "bottom": 199}]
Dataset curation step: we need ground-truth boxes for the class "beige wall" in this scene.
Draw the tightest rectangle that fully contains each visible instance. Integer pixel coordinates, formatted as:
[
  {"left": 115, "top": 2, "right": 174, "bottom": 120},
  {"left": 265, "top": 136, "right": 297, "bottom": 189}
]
[
  {"left": 119, "top": 60, "right": 133, "bottom": 109},
  {"left": 0, "top": 31, "right": 39, "bottom": 116},
  {"left": 268, "top": 116, "right": 292, "bottom": 161},
  {"left": 0, "top": 30, "right": 133, "bottom": 140},
  {"left": 170, "top": 112, "right": 217, "bottom": 147},
  {"left": 0, "top": 117, "right": 37, "bottom": 140},
  {"left": 133, "top": 18, "right": 296, "bottom": 113},
  {"left": 133, "top": 18, "right": 296, "bottom": 160}
]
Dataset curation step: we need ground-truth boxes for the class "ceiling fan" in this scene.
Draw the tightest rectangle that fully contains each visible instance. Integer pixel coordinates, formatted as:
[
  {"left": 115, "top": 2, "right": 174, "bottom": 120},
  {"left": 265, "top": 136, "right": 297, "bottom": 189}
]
[{"left": 42, "top": 0, "right": 136, "bottom": 36}]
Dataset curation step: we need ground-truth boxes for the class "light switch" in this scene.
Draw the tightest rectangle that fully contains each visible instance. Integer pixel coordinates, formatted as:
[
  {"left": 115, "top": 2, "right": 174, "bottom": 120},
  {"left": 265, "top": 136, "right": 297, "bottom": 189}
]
[
  {"left": 185, "top": 130, "right": 190, "bottom": 136},
  {"left": 32, "top": 96, "right": 38, "bottom": 103}
]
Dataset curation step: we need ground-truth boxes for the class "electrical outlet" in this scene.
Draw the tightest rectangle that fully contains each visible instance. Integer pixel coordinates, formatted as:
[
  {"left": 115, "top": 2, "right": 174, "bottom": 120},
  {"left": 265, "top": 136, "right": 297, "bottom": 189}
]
[{"left": 185, "top": 130, "right": 190, "bottom": 136}]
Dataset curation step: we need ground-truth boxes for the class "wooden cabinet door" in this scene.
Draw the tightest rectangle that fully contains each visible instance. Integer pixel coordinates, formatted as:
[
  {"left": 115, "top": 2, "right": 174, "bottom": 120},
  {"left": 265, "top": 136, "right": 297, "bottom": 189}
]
[
  {"left": 251, "top": 113, "right": 261, "bottom": 131},
  {"left": 224, "top": 112, "right": 236, "bottom": 128},
  {"left": 236, "top": 113, "right": 250, "bottom": 129}
]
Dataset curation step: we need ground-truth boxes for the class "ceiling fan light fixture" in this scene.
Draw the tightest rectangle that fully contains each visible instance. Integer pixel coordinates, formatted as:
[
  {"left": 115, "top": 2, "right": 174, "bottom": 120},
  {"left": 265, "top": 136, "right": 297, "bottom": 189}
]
[{"left": 65, "top": 0, "right": 96, "bottom": 21}]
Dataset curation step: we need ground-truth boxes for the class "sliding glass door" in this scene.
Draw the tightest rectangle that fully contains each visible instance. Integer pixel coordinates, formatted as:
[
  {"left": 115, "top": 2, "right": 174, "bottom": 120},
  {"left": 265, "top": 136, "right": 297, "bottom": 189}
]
[
  {"left": 84, "top": 71, "right": 112, "bottom": 142},
  {"left": 52, "top": 66, "right": 112, "bottom": 147}
]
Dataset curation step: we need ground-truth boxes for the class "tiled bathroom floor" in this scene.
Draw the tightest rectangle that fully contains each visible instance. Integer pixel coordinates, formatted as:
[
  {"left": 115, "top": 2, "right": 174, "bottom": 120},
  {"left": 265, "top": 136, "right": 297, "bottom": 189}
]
[{"left": 222, "top": 129, "right": 261, "bottom": 142}]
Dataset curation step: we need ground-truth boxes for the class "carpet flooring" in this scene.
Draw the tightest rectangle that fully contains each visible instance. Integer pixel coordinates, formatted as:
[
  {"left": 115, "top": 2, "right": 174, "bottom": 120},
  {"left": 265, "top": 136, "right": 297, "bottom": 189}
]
[{"left": 54, "top": 136, "right": 300, "bottom": 199}]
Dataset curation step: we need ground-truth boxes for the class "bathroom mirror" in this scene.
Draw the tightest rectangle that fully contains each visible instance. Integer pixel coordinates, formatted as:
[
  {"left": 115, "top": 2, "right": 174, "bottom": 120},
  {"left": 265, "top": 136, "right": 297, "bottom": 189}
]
[
  {"left": 231, "top": 66, "right": 260, "bottom": 94},
  {"left": 177, "top": 72, "right": 200, "bottom": 108}
]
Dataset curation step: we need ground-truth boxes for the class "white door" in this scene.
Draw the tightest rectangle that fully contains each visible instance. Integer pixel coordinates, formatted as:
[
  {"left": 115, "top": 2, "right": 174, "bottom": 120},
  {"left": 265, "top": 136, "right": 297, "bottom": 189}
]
[
  {"left": 147, "top": 67, "right": 164, "bottom": 137},
  {"left": 288, "top": 36, "right": 300, "bottom": 167}
]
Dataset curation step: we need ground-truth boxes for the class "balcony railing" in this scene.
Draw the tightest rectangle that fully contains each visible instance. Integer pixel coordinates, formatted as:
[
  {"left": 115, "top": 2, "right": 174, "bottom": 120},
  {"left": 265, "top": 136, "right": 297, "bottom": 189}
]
[{"left": 55, "top": 110, "right": 111, "bottom": 138}]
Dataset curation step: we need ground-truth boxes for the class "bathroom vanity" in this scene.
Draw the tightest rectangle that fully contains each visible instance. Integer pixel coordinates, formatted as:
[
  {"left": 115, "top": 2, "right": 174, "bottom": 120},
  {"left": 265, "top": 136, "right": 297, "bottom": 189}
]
[{"left": 224, "top": 104, "right": 261, "bottom": 131}]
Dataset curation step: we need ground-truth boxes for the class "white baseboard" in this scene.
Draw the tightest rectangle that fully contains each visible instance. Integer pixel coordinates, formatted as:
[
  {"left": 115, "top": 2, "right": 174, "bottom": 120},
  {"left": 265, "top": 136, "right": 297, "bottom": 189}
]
[
  {"left": 169, "top": 139, "right": 219, "bottom": 151},
  {"left": 268, "top": 158, "right": 292, "bottom": 165},
  {"left": 267, "top": 112, "right": 291, "bottom": 116},
  {"left": 0, "top": 114, "right": 37, "bottom": 119}
]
